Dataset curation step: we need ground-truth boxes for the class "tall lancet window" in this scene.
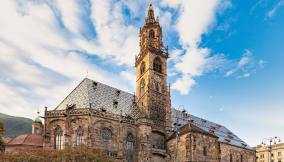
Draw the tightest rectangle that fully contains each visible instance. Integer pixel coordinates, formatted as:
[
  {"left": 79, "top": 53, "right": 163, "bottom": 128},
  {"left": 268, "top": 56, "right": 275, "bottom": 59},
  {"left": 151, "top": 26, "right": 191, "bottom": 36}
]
[
  {"left": 140, "top": 78, "right": 145, "bottom": 97},
  {"left": 76, "top": 127, "right": 83, "bottom": 147},
  {"left": 127, "top": 133, "right": 135, "bottom": 162},
  {"left": 140, "top": 62, "right": 146, "bottom": 75},
  {"left": 55, "top": 126, "right": 63, "bottom": 150},
  {"left": 149, "top": 30, "right": 155, "bottom": 39}
]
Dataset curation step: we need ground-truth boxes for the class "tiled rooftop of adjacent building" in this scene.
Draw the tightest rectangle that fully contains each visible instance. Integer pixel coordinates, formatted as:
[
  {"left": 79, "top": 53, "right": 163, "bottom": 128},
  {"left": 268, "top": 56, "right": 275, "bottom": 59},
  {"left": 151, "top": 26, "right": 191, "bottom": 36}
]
[
  {"left": 172, "top": 109, "right": 253, "bottom": 150},
  {"left": 7, "top": 134, "right": 43, "bottom": 147}
]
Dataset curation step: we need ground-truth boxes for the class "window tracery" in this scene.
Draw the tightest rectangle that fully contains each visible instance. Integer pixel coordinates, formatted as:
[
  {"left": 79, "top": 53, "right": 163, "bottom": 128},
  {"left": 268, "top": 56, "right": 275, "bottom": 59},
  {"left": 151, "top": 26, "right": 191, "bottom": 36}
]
[
  {"left": 127, "top": 133, "right": 135, "bottom": 162},
  {"left": 55, "top": 126, "right": 63, "bottom": 150},
  {"left": 76, "top": 127, "right": 83, "bottom": 146},
  {"left": 101, "top": 128, "right": 112, "bottom": 140}
]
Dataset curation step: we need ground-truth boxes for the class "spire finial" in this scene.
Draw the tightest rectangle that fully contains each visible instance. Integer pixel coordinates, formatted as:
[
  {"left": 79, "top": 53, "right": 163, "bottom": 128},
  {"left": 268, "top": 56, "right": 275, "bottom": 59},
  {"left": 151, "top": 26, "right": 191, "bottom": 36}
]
[
  {"left": 146, "top": 0, "right": 155, "bottom": 24},
  {"left": 148, "top": 0, "right": 153, "bottom": 10}
]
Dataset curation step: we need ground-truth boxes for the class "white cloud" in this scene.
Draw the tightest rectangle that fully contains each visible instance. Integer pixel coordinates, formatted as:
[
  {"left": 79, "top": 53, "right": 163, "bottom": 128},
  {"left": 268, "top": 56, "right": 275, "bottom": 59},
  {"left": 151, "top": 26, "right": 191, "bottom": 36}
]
[
  {"left": 87, "top": 0, "right": 139, "bottom": 65},
  {"left": 238, "top": 49, "right": 252, "bottom": 68},
  {"left": 0, "top": 0, "right": 139, "bottom": 118},
  {"left": 0, "top": 0, "right": 265, "bottom": 119},
  {"left": 225, "top": 70, "right": 235, "bottom": 77},
  {"left": 162, "top": 0, "right": 232, "bottom": 95},
  {"left": 172, "top": 74, "right": 196, "bottom": 95}
]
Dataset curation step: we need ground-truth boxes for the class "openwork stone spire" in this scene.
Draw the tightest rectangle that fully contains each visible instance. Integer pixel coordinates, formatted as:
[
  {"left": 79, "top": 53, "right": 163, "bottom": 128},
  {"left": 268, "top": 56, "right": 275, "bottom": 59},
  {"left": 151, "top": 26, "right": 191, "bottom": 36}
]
[{"left": 145, "top": 0, "right": 156, "bottom": 24}]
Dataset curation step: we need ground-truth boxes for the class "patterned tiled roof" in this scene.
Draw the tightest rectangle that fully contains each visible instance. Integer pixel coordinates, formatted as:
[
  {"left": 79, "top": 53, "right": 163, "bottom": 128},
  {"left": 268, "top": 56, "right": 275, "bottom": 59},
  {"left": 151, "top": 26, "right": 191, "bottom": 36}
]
[
  {"left": 54, "top": 78, "right": 252, "bottom": 150},
  {"left": 55, "top": 78, "right": 135, "bottom": 116},
  {"left": 171, "top": 109, "right": 253, "bottom": 150},
  {"left": 7, "top": 134, "right": 43, "bottom": 147}
]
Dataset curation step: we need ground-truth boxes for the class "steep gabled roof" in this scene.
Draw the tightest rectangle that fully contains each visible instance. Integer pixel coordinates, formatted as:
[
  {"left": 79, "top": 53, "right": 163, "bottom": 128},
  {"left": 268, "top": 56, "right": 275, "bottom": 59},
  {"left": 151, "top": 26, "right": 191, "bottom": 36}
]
[
  {"left": 55, "top": 78, "right": 135, "bottom": 116},
  {"left": 171, "top": 109, "right": 253, "bottom": 150}
]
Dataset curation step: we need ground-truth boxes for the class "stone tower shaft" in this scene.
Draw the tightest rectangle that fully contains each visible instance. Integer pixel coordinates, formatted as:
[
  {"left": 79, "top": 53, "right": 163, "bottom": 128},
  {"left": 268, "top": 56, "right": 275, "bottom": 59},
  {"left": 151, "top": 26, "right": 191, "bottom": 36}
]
[{"left": 135, "top": 1, "right": 171, "bottom": 134}]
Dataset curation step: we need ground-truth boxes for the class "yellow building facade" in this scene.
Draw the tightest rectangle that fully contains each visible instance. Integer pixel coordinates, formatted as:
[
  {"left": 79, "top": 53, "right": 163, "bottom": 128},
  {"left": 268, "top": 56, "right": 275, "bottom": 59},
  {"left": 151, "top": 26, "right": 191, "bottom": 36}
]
[{"left": 256, "top": 143, "right": 284, "bottom": 162}]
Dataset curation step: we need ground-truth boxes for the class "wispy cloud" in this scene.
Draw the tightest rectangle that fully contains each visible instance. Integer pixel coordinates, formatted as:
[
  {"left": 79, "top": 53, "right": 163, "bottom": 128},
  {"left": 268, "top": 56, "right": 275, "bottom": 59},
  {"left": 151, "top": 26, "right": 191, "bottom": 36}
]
[
  {"left": 225, "top": 49, "right": 264, "bottom": 78},
  {"left": 0, "top": 0, "right": 140, "bottom": 118},
  {"left": 161, "top": 0, "right": 232, "bottom": 95},
  {"left": 266, "top": 0, "right": 284, "bottom": 18}
]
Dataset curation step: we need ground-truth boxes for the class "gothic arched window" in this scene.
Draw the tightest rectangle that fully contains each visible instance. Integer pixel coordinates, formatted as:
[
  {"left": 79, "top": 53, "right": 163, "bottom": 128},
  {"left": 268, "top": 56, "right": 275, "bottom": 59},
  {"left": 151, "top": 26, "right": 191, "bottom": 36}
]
[
  {"left": 149, "top": 30, "right": 155, "bottom": 39},
  {"left": 76, "top": 127, "right": 83, "bottom": 146},
  {"left": 101, "top": 128, "right": 112, "bottom": 140},
  {"left": 140, "top": 78, "right": 145, "bottom": 96},
  {"left": 140, "top": 62, "right": 146, "bottom": 75},
  {"left": 153, "top": 57, "right": 162, "bottom": 73},
  {"left": 55, "top": 126, "right": 63, "bottom": 150},
  {"left": 127, "top": 133, "right": 135, "bottom": 162}
]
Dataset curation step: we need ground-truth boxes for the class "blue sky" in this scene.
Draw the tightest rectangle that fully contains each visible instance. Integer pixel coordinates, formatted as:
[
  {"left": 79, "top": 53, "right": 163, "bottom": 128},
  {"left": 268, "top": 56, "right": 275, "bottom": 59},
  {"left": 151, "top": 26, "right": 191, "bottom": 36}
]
[{"left": 0, "top": 0, "right": 283, "bottom": 146}]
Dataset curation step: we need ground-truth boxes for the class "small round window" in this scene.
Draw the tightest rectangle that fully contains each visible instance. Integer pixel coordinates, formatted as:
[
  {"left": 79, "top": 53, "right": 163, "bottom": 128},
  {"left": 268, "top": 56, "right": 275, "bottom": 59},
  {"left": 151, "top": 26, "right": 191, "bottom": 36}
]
[{"left": 101, "top": 128, "right": 112, "bottom": 140}]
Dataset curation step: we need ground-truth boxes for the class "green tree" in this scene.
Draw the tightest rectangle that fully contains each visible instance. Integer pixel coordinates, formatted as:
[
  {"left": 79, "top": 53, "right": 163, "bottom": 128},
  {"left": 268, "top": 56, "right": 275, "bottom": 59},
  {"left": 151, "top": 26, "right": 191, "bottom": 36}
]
[
  {"left": 0, "top": 121, "right": 5, "bottom": 152},
  {"left": 4, "top": 146, "right": 114, "bottom": 162}
]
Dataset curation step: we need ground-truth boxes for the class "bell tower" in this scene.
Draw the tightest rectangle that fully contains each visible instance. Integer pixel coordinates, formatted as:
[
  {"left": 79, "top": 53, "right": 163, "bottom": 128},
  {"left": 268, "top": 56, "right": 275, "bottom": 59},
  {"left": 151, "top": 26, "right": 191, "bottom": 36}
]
[{"left": 135, "top": 1, "right": 171, "bottom": 140}]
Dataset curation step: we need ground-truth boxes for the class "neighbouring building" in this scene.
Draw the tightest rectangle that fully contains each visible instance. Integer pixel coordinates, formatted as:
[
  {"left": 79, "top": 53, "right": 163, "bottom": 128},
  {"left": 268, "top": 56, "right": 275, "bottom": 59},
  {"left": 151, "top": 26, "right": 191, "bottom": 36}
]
[
  {"left": 169, "top": 109, "right": 255, "bottom": 162},
  {"left": 5, "top": 112, "right": 43, "bottom": 153},
  {"left": 42, "top": 2, "right": 255, "bottom": 162},
  {"left": 256, "top": 143, "right": 284, "bottom": 162}
]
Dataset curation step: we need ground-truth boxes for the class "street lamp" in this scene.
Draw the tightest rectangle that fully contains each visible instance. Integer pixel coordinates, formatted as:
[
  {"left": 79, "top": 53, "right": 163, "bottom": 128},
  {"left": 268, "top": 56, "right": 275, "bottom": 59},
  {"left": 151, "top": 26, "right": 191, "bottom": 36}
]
[{"left": 261, "top": 137, "right": 281, "bottom": 162}]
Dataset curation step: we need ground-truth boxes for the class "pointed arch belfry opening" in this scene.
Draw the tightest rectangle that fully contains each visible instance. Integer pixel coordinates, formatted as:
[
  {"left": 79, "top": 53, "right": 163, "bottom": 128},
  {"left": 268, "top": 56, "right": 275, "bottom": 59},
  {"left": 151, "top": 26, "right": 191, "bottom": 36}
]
[{"left": 153, "top": 57, "right": 162, "bottom": 73}]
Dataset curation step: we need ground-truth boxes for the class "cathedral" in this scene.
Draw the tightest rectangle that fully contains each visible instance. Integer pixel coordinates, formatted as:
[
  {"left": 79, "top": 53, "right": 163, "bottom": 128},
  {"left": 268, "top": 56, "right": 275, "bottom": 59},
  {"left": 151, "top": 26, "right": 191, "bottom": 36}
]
[{"left": 43, "top": 3, "right": 255, "bottom": 162}]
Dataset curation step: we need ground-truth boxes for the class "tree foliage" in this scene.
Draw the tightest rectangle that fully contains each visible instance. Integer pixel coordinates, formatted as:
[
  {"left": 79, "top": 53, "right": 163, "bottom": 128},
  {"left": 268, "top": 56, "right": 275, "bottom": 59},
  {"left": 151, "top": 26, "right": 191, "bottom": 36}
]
[
  {"left": 0, "top": 121, "right": 5, "bottom": 152},
  {"left": 2, "top": 146, "right": 114, "bottom": 162},
  {"left": 0, "top": 113, "right": 33, "bottom": 138}
]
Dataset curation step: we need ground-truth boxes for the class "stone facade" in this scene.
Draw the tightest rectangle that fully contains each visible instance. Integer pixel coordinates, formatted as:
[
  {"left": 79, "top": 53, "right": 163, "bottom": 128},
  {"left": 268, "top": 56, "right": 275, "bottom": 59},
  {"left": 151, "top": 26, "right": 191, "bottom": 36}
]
[
  {"left": 44, "top": 108, "right": 139, "bottom": 161},
  {"left": 43, "top": 2, "right": 255, "bottom": 162},
  {"left": 220, "top": 143, "right": 255, "bottom": 162},
  {"left": 256, "top": 143, "right": 284, "bottom": 162},
  {"left": 167, "top": 124, "right": 220, "bottom": 162},
  {"left": 166, "top": 123, "right": 255, "bottom": 162}
]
